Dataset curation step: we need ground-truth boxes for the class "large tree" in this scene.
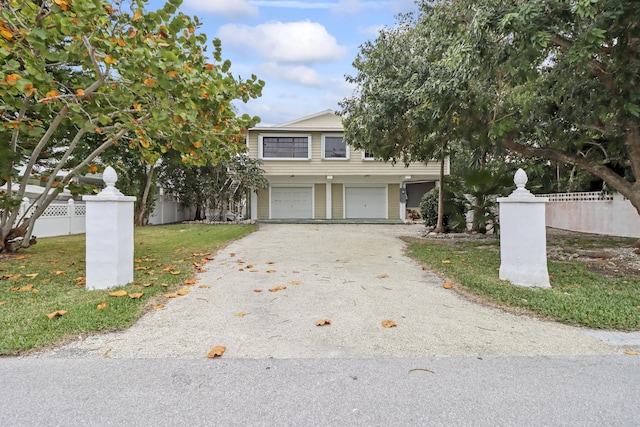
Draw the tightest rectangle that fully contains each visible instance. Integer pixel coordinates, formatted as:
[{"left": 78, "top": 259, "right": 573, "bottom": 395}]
[
  {"left": 342, "top": 0, "right": 640, "bottom": 220},
  {"left": 339, "top": 5, "right": 500, "bottom": 232},
  {"left": 0, "top": 0, "right": 263, "bottom": 252}
]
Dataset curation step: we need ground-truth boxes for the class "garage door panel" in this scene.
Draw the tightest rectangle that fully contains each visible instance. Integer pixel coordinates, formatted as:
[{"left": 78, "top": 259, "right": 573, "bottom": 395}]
[
  {"left": 271, "top": 187, "right": 313, "bottom": 219},
  {"left": 345, "top": 187, "right": 386, "bottom": 219}
]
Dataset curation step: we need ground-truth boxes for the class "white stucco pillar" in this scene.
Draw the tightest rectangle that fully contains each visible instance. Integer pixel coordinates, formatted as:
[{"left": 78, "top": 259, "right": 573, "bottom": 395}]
[
  {"left": 497, "top": 169, "right": 550, "bottom": 288},
  {"left": 83, "top": 166, "right": 136, "bottom": 290}
]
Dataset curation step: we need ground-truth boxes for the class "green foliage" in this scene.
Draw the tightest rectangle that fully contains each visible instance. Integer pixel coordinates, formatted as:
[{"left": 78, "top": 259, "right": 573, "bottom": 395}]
[
  {"left": 342, "top": 0, "right": 640, "bottom": 219},
  {"left": 419, "top": 187, "right": 467, "bottom": 233},
  {"left": 0, "top": 223, "right": 257, "bottom": 355},
  {"left": 0, "top": 0, "right": 264, "bottom": 251}
]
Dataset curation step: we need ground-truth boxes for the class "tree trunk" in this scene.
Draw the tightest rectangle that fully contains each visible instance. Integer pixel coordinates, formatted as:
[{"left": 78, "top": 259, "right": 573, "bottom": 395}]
[
  {"left": 134, "top": 164, "right": 156, "bottom": 226},
  {"left": 433, "top": 154, "right": 446, "bottom": 233}
]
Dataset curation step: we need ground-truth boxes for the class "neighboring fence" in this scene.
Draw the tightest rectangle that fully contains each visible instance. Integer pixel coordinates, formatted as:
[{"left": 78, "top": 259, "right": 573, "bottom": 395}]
[
  {"left": 14, "top": 193, "right": 193, "bottom": 238},
  {"left": 17, "top": 198, "right": 86, "bottom": 238},
  {"left": 148, "top": 194, "right": 193, "bottom": 225},
  {"left": 540, "top": 192, "right": 640, "bottom": 238}
]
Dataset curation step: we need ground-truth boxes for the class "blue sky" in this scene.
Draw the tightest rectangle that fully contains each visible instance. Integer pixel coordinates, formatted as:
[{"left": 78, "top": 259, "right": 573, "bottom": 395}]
[{"left": 145, "top": 0, "right": 419, "bottom": 126}]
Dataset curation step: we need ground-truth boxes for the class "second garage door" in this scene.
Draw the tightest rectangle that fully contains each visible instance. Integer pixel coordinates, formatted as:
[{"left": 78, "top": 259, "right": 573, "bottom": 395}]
[
  {"left": 271, "top": 186, "right": 313, "bottom": 219},
  {"left": 345, "top": 186, "right": 386, "bottom": 219}
]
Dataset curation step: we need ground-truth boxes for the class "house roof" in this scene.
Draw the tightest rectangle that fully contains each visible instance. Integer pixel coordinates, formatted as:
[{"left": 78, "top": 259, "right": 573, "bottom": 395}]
[{"left": 250, "top": 110, "right": 343, "bottom": 132}]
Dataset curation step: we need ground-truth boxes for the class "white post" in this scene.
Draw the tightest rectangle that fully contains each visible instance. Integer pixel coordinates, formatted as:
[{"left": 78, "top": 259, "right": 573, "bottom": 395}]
[
  {"left": 497, "top": 169, "right": 550, "bottom": 288},
  {"left": 83, "top": 167, "right": 136, "bottom": 290}
]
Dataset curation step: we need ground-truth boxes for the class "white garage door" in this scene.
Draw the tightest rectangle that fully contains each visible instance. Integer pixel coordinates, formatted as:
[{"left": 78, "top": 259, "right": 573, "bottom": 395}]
[
  {"left": 345, "top": 187, "right": 386, "bottom": 219},
  {"left": 271, "top": 187, "right": 313, "bottom": 219}
]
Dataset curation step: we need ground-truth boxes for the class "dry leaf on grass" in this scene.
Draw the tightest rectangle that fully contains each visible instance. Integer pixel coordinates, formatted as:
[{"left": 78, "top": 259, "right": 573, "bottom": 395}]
[
  {"left": 381, "top": 320, "right": 397, "bottom": 328},
  {"left": 207, "top": 346, "right": 226, "bottom": 358},
  {"left": 269, "top": 286, "right": 286, "bottom": 292},
  {"left": 108, "top": 290, "right": 128, "bottom": 297},
  {"left": 25, "top": 273, "right": 38, "bottom": 279},
  {"left": 164, "top": 293, "right": 179, "bottom": 298},
  {"left": 96, "top": 302, "right": 108, "bottom": 310},
  {"left": 46, "top": 310, "right": 68, "bottom": 319},
  {"left": 169, "top": 270, "right": 181, "bottom": 275},
  {"left": 128, "top": 292, "right": 144, "bottom": 299},
  {"left": 19, "top": 284, "right": 34, "bottom": 291},
  {"left": 315, "top": 319, "right": 331, "bottom": 326},
  {"left": 0, "top": 301, "right": 6, "bottom": 307}
]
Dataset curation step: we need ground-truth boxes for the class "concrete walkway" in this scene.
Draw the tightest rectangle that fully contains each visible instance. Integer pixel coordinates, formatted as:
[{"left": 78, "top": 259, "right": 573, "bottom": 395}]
[{"left": 37, "top": 224, "right": 631, "bottom": 359}]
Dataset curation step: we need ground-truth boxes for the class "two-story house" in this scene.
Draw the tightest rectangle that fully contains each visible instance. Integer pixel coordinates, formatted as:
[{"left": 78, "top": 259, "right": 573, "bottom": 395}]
[{"left": 246, "top": 110, "right": 447, "bottom": 221}]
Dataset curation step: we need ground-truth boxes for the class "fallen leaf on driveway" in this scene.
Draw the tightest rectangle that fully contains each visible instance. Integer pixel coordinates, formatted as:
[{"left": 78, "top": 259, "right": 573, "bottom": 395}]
[
  {"left": 176, "top": 288, "right": 190, "bottom": 296},
  {"left": 164, "top": 293, "right": 179, "bottom": 298},
  {"left": 269, "top": 286, "right": 286, "bottom": 292},
  {"left": 290, "top": 280, "right": 301, "bottom": 285},
  {"left": 108, "top": 290, "right": 128, "bottom": 297},
  {"left": 199, "top": 285, "right": 212, "bottom": 289},
  {"left": 443, "top": 283, "right": 453, "bottom": 289},
  {"left": 377, "top": 274, "right": 388, "bottom": 279},
  {"left": 207, "top": 346, "right": 226, "bottom": 358},
  {"left": 381, "top": 320, "right": 397, "bottom": 328},
  {"left": 46, "top": 310, "right": 68, "bottom": 319},
  {"left": 235, "top": 312, "right": 246, "bottom": 317},
  {"left": 266, "top": 261, "right": 275, "bottom": 265},
  {"left": 315, "top": 319, "right": 331, "bottom": 326},
  {"left": 253, "top": 289, "right": 263, "bottom": 293},
  {"left": 625, "top": 350, "right": 639, "bottom": 355},
  {"left": 153, "top": 304, "right": 165, "bottom": 310},
  {"left": 266, "top": 269, "right": 276, "bottom": 273}
]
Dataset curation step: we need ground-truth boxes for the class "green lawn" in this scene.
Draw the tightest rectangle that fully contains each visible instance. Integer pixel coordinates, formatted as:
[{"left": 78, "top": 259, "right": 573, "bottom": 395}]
[
  {"left": 0, "top": 224, "right": 256, "bottom": 355},
  {"left": 407, "top": 237, "right": 640, "bottom": 331}
]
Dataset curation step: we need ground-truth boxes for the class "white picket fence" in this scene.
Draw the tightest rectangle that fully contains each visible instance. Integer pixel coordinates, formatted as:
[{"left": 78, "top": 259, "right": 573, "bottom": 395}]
[{"left": 540, "top": 192, "right": 640, "bottom": 238}]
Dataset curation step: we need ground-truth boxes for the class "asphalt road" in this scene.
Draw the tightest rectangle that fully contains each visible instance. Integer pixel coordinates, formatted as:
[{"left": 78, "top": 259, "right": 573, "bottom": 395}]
[{"left": 1, "top": 356, "right": 639, "bottom": 426}]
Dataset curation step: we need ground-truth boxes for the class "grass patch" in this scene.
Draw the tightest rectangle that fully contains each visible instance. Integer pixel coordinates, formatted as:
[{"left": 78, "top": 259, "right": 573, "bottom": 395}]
[
  {"left": 0, "top": 223, "right": 256, "bottom": 355},
  {"left": 407, "top": 238, "right": 640, "bottom": 330}
]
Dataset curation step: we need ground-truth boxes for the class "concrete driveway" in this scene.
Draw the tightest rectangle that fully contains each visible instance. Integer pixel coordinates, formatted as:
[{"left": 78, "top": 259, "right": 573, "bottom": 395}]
[{"left": 39, "top": 224, "right": 625, "bottom": 359}]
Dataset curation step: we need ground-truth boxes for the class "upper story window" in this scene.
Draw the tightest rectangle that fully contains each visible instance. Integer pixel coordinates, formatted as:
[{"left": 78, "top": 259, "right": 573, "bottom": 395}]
[
  {"left": 259, "top": 135, "right": 311, "bottom": 160},
  {"left": 322, "top": 135, "right": 348, "bottom": 160},
  {"left": 362, "top": 151, "right": 375, "bottom": 160}
]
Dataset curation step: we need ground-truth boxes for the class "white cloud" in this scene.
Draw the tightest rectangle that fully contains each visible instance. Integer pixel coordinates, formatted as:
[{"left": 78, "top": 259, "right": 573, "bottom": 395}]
[
  {"left": 259, "top": 62, "right": 325, "bottom": 87},
  {"left": 332, "top": 0, "right": 390, "bottom": 14},
  {"left": 218, "top": 21, "right": 348, "bottom": 63},
  {"left": 183, "top": 0, "right": 258, "bottom": 18},
  {"left": 358, "top": 25, "right": 385, "bottom": 37}
]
